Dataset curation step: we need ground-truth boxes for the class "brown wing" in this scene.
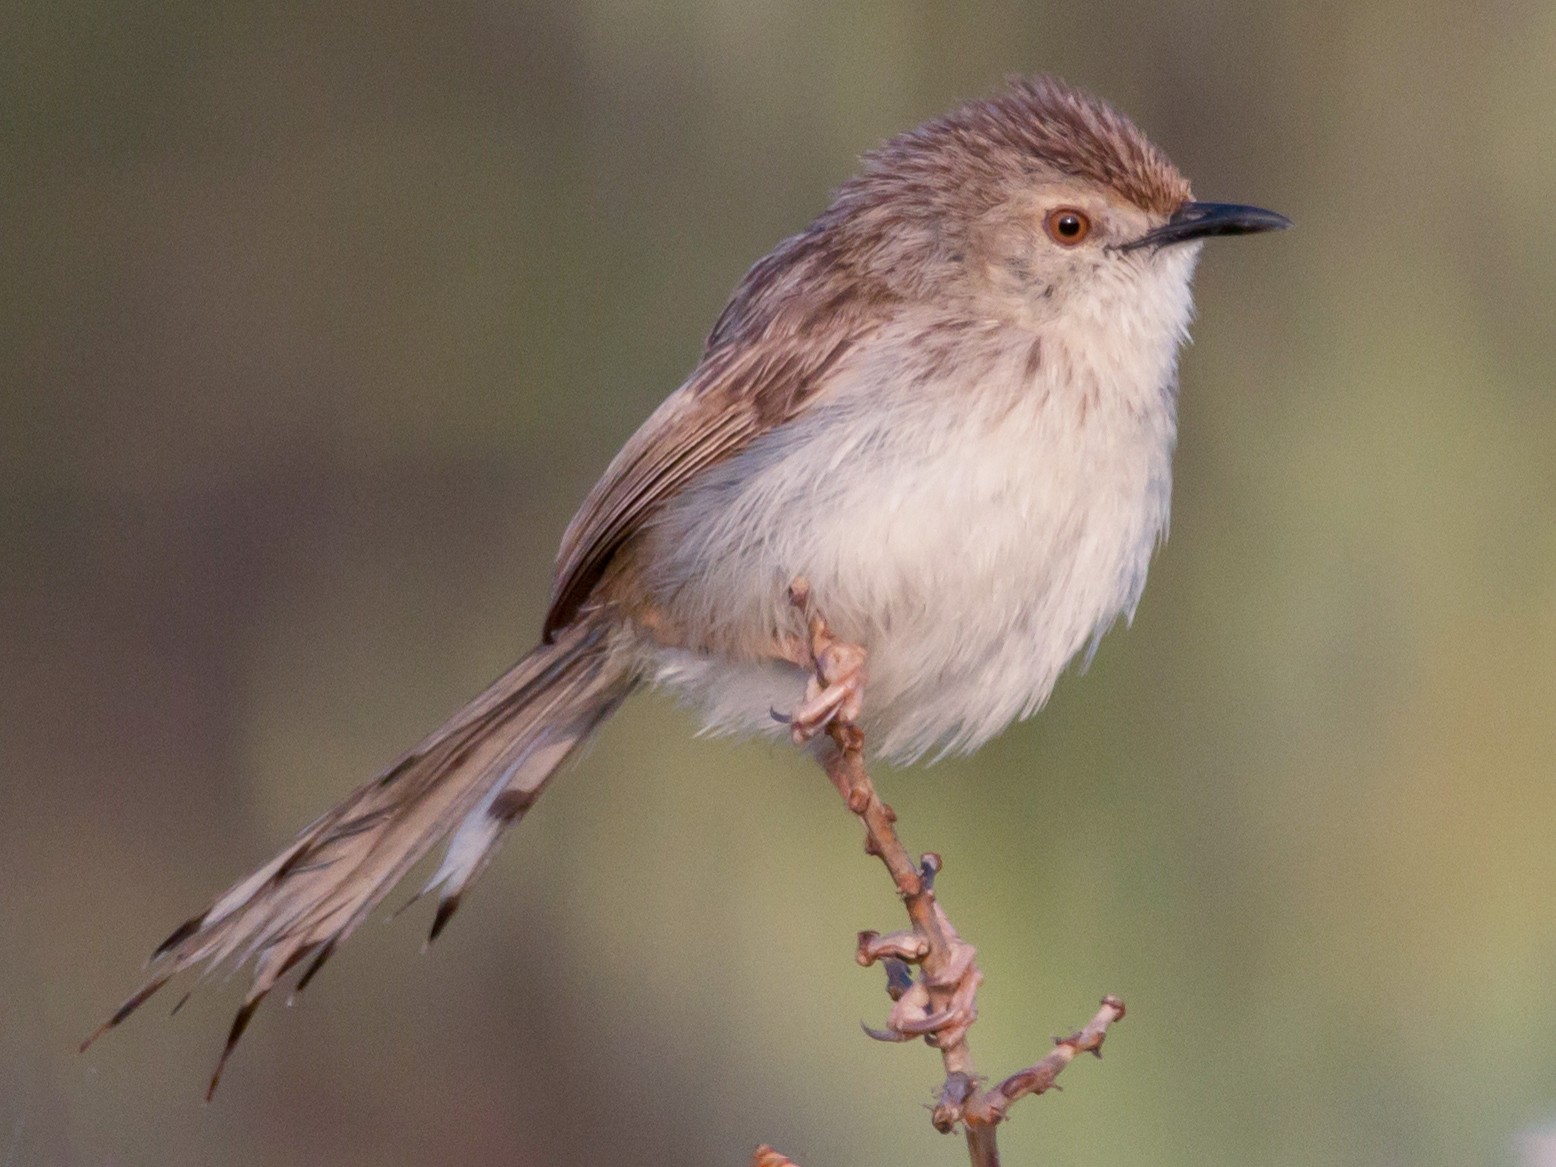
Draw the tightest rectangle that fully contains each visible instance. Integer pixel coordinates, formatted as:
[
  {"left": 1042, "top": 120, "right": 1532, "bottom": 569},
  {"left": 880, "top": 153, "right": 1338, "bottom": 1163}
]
[{"left": 543, "top": 307, "right": 878, "bottom": 639}]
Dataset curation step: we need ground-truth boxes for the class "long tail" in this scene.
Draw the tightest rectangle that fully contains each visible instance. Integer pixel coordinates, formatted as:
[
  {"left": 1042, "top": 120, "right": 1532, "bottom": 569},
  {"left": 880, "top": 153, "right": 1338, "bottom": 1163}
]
[{"left": 84, "top": 616, "right": 635, "bottom": 1097}]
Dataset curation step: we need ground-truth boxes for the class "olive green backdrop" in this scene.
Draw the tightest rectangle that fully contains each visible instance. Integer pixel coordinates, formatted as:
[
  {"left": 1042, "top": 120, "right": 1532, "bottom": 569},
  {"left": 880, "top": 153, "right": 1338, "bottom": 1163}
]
[{"left": 5, "top": 2, "right": 1555, "bottom": 1165}]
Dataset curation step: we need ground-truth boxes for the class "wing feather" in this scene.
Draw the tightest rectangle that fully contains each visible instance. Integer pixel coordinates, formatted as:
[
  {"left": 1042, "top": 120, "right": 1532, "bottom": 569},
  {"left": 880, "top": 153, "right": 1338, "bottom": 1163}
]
[{"left": 543, "top": 305, "right": 879, "bottom": 637}]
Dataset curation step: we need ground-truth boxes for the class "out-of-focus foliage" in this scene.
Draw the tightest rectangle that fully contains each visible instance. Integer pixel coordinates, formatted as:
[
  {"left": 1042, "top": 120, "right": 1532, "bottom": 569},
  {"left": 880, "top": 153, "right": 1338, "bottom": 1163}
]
[{"left": 4, "top": 3, "right": 1555, "bottom": 1165}]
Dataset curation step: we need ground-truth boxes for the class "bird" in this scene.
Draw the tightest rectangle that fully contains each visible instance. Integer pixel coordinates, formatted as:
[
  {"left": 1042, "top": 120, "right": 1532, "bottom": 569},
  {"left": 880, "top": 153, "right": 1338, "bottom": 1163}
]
[{"left": 85, "top": 74, "right": 1288, "bottom": 1096}]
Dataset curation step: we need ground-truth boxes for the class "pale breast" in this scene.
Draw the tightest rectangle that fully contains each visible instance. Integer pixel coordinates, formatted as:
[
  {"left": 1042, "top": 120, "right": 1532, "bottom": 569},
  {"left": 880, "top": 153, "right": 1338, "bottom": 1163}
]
[{"left": 641, "top": 308, "right": 1182, "bottom": 762}]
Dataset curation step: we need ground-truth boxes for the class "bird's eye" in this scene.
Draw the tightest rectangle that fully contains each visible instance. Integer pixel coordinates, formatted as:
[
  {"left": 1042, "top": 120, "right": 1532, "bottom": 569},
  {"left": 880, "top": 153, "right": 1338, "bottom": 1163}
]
[{"left": 1044, "top": 208, "right": 1091, "bottom": 246}]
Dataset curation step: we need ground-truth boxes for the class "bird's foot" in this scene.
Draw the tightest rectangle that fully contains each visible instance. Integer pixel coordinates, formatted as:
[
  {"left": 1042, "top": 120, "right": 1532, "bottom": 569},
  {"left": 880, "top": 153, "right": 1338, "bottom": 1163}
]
[
  {"left": 857, "top": 900, "right": 982, "bottom": 1049},
  {"left": 782, "top": 578, "right": 868, "bottom": 745},
  {"left": 788, "top": 640, "right": 866, "bottom": 744}
]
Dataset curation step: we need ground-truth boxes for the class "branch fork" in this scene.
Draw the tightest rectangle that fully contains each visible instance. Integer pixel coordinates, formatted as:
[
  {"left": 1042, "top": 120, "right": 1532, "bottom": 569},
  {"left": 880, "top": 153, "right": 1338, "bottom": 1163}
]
[{"left": 783, "top": 578, "right": 1126, "bottom": 1166}]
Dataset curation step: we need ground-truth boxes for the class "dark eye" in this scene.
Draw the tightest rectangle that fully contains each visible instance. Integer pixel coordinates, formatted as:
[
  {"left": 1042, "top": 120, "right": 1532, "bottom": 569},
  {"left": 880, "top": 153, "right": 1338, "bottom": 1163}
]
[{"left": 1044, "top": 208, "right": 1091, "bottom": 246}]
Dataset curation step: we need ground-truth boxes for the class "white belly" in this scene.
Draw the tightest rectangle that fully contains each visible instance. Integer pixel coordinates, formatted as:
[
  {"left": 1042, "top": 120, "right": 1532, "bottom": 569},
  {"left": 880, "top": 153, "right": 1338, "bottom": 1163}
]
[{"left": 640, "top": 314, "right": 1181, "bottom": 762}]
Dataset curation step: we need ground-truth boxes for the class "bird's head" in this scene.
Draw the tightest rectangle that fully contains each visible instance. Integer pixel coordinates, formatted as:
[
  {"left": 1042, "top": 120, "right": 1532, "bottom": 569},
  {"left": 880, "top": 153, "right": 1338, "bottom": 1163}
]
[{"left": 825, "top": 76, "right": 1289, "bottom": 334}]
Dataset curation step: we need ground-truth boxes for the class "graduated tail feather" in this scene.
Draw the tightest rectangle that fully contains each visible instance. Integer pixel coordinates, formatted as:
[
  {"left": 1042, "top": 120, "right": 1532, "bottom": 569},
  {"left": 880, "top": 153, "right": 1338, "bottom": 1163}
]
[{"left": 83, "top": 616, "right": 634, "bottom": 1098}]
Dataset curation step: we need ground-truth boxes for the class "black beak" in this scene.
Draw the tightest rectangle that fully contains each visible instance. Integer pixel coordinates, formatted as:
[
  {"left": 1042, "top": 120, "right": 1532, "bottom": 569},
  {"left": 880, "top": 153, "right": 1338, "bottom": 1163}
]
[{"left": 1122, "top": 201, "right": 1292, "bottom": 251}]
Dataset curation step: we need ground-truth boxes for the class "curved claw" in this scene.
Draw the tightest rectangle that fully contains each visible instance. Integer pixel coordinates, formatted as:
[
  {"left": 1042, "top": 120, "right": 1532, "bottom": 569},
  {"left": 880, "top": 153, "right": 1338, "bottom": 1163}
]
[{"left": 861, "top": 1019, "right": 916, "bottom": 1043}]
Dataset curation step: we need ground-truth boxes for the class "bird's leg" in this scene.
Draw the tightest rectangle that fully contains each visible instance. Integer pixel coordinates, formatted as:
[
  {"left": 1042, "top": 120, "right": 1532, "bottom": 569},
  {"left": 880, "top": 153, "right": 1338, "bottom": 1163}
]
[
  {"left": 783, "top": 579, "right": 983, "bottom": 1069},
  {"left": 782, "top": 578, "right": 867, "bottom": 746}
]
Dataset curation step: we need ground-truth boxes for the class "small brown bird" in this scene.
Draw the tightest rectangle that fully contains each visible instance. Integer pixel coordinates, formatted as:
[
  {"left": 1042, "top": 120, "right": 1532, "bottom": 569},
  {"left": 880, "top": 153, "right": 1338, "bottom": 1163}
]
[{"left": 87, "top": 75, "right": 1287, "bottom": 1095}]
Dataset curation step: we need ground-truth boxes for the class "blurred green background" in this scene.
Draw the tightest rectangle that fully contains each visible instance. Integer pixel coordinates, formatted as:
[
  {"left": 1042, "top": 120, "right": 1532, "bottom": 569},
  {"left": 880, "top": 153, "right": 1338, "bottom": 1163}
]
[{"left": 5, "top": 2, "right": 1556, "bottom": 1165}]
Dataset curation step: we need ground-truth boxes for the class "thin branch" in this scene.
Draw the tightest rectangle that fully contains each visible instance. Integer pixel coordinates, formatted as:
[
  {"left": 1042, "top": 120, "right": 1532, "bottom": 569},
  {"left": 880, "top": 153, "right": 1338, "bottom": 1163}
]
[
  {"left": 962, "top": 996, "right": 1127, "bottom": 1126},
  {"left": 785, "top": 579, "right": 1124, "bottom": 1167}
]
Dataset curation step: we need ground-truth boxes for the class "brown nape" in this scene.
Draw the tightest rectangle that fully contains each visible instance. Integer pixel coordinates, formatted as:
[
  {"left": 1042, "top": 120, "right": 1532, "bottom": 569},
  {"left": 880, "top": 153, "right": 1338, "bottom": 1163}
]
[{"left": 852, "top": 75, "right": 1192, "bottom": 219}]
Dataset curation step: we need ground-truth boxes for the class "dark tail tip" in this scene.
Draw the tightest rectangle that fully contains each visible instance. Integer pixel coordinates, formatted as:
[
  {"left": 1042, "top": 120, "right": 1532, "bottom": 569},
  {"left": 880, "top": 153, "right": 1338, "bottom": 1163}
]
[
  {"left": 78, "top": 1023, "right": 110, "bottom": 1055},
  {"left": 206, "top": 996, "right": 263, "bottom": 1102},
  {"left": 428, "top": 895, "right": 461, "bottom": 944},
  {"left": 80, "top": 972, "right": 174, "bottom": 1052},
  {"left": 153, "top": 914, "right": 204, "bottom": 960},
  {"left": 293, "top": 940, "right": 337, "bottom": 997}
]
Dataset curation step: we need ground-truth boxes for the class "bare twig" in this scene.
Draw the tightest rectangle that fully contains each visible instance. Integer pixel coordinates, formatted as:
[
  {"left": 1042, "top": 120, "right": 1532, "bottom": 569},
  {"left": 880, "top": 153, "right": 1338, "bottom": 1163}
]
[
  {"left": 962, "top": 996, "right": 1127, "bottom": 1126},
  {"left": 786, "top": 579, "right": 1125, "bottom": 1167}
]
